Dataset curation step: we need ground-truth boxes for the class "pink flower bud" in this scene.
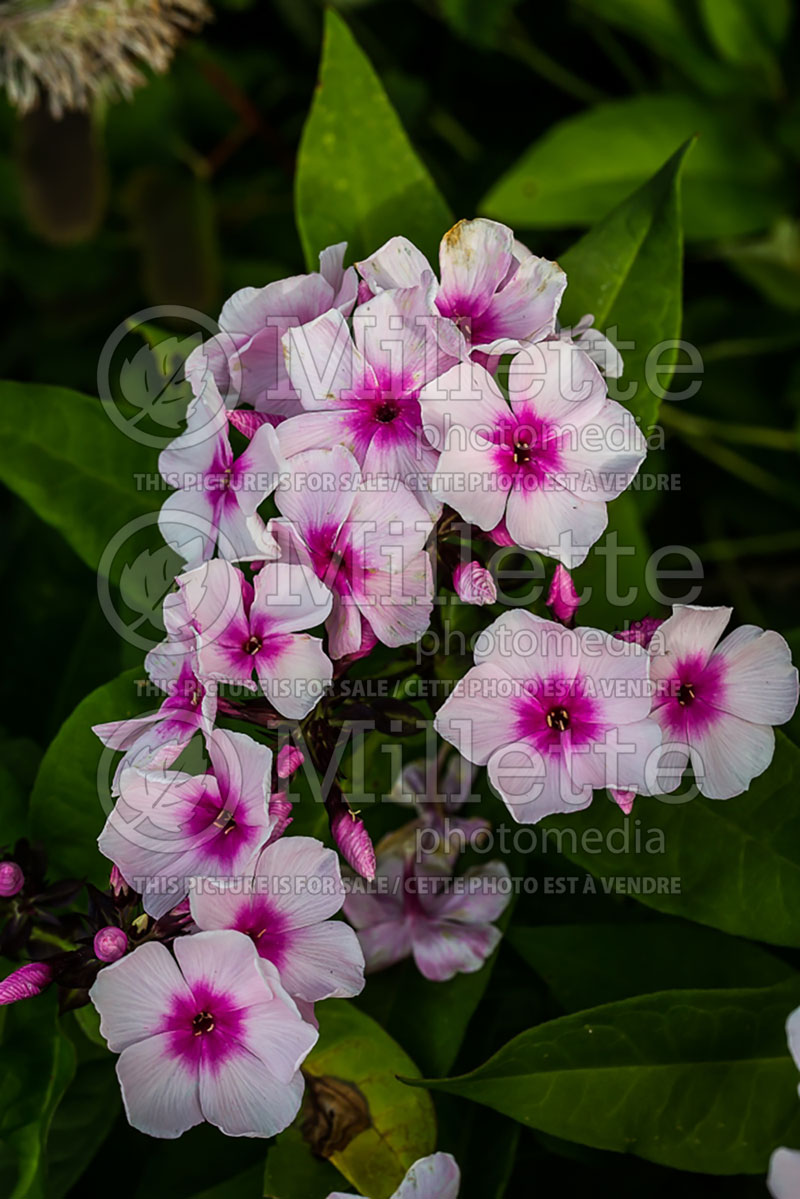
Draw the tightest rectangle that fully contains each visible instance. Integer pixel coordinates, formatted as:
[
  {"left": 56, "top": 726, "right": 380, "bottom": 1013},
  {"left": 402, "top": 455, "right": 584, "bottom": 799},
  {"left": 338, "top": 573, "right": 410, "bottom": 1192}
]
[
  {"left": 109, "top": 865, "right": 129, "bottom": 898},
  {"left": 453, "top": 561, "right": 496, "bottom": 606},
  {"left": 547, "top": 565, "right": 580, "bottom": 625},
  {"left": 613, "top": 618, "right": 663, "bottom": 649},
  {"left": 331, "top": 805, "right": 376, "bottom": 880},
  {"left": 486, "top": 519, "right": 515, "bottom": 548},
  {"left": 609, "top": 789, "right": 636, "bottom": 815},
  {"left": 276, "top": 745, "right": 305, "bottom": 779},
  {"left": 0, "top": 962, "right": 53, "bottom": 1005},
  {"left": 266, "top": 791, "right": 293, "bottom": 846},
  {"left": 93, "top": 926, "right": 128, "bottom": 963},
  {"left": 227, "top": 409, "right": 275, "bottom": 438},
  {"left": 0, "top": 861, "right": 24, "bottom": 897}
]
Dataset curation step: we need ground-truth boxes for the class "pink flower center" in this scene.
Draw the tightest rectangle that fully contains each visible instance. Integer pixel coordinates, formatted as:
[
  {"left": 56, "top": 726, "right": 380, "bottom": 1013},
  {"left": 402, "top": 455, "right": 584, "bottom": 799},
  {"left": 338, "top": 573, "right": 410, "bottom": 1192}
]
[
  {"left": 545, "top": 705, "right": 570, "bottom": 732},
  {"left": 243, "top": 634, "right": 263, "bottom": 656},
  {"left": 655, "top": 653, "right": 727, "bottom": 736},
  {"left": 192, "top": 1010, "right": 215, "bottom": 1036},
  {"left": 513, "top": 673, "right": 603, "bottom": 754},
  {"left": 165, "top": 984, "right": 245, "bottom": 1069},
  {"left": 491, "top": 405, "right": 563, "bottom": 482},
  {"left": 374, "top": 398, "right": 399, "bottom": 423}
]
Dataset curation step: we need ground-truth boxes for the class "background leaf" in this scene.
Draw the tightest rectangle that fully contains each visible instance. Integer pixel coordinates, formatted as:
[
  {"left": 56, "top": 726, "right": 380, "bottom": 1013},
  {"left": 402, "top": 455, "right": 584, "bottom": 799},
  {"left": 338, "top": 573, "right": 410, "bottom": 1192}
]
[
  {"left": 482, "top": 95, "right": 783, "bottom": 241},
  {"left": 295, "top": 9, "right": 452, "bottom": 268},
  {"left": 28, "top": 669, "right": 151, "bottom": 886},
  {"left": 411, "top": 981, "right": 800, "bottom": 1174}
]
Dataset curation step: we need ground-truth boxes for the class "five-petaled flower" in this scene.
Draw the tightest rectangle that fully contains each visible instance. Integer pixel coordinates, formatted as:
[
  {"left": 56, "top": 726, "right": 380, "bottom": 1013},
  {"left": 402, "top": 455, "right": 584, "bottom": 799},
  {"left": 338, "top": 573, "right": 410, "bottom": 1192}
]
[{"left": 89, "top": 931, "right": 317, "bottom": 1138}]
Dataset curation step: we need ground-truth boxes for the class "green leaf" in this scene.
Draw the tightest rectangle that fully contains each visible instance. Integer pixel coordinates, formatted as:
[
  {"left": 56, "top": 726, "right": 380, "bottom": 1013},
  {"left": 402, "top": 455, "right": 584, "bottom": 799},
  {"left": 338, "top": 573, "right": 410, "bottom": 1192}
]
[
  {"left": 0, "top": 382, "right": 160, "bottom": 586},
  {"left": 557, "top": 140, "right": 692, "bottom": 428},
  {"left": 481, "top": 95, "right": 784, "bottom": 240},
  {"left": 28, "top": 669, "right": 153, "bottom": 886},
  {"left": 279, "top": 1000, "right": 436, "bottom": 1199},
  {"left": 263, "top": 1124, "right": 346, "bottom": 1199},
  {"left": 509, "top": 920, "right": 794, "bottom": 1013},
  {"left": 571, "top": 492, "right": 654, "bottom": 631},
  {"left": 0, "top": 994, "right": 76, "bottom": 1199},
  {"left": 699, "top": 0, "right": 790, "bottom": 70},
  {"left": 723, "top": 218, "right": 800, "bottom": 311},
  {"left": 438, "top": 0, "right": 521, "bottom": 47},
  {"left": 541, "top": 731, "right": 800, "bottom": 948},
  {"left": 43, "top": 1040, "right": 120, "bottom": 1199},
  {"left": 409, "top": 981, "right": 800, "bottom": 1174},
  {"left": 295, "top": 9, "right": 452, "bottom": 268},
  {"left": 573, "top": 0, "right": 742, "bottom": 94}
]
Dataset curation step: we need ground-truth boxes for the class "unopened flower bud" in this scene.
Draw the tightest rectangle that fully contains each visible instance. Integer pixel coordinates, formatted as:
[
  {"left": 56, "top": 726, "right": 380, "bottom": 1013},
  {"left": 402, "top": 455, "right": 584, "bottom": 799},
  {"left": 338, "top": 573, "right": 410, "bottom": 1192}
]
[
  {"left": 330, "top": 804, "right": 376, "bottom": 880},
  {"left": 609, "top": 789, "right": 636, "bottom": 815},
  {"left": 0, "top": 962, "right": 53, "bottom": 1006},
  {"left": 266, "top": 792, "right": 293, "bottom": 846},
  {"left": 276, "top": 745, "right": 305, "bottom": 779},
  {"left": 0, "top": 861, "right": 24, "bottom": 897},
  {"left": 547, "top": 565, "right": 580, "bottom": 625},
  {"left": 109, "top": 864, "right": 129, "bottom": 898},
  {"left": 453, "top": 561, "right": 496, "bottom": 606},
  {"left": 93, "top": 926, "right": 128, "bottom": 963},
  {"left": 613, "top": 618, "right": 663, "bottom": 649}
]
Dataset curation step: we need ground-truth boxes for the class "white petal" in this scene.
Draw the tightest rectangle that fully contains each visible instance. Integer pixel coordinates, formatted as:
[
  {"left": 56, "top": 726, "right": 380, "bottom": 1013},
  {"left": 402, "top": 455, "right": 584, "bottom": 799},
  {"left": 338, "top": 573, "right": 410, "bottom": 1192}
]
[
  {"left": 90, "top": 941, "right": 190, "bottom": 1052},
  {"left": 117, "top": 1034, "right": 203, "bottom": 1139},
  {"left": 200, "top": 1051, "right": 305, "bottom": 1138},
  {"left": 712, "top": 626, "right": 799, "bottom": 725},
  {"left": 689, "top": 711, "right": 776, "bottom": 800}
]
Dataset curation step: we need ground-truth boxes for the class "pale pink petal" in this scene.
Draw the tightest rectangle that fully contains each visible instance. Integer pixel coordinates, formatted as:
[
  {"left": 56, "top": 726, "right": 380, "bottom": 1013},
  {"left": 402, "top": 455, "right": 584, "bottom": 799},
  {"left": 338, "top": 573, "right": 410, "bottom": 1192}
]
[
  {"left": 356, "top": 236, "right": 432, "bottom": 293},
  {"left": 557, "top": 400, "right": 647, "bottom": 501},
  {"left": 283, "top": 309, "right": 371, "bottom": 410},
  {"left": 276, "top": 409, "right": 356, "bottom": 459},
  {"left": 232, "top": 422, "right": 287, "bottom": 517},
  {"left": 688, "top": 711, "right": 775, "bottom": 800},
  {"left": 89, "top": 941, "right": 191, "bottom": 1052},
  {"left": 274, "top": 446, "right": 358, "bottom": 537},
  {"left": 411, "top": 918, "right": 501, "bottom": 981},
  {"left": 649, "top": 605, "right": 733, "bottom": 682},
  {"left": 395, "top": 1154, "right": 461, "bottom": 1199},
  {"left": 427, "top": 861, "right": 511, "bottom": 924},
  {"left": 360, "top": 429, "right": 443, "bottom": 519},
  {"left": 205, "top": 729, "right": 273, "bottom": 830},
  {"left": 575, "top": 629, "right": 653, "bottom": 725},
  {"left": 255, "top": 633, "right": 332, "bottom": 719},
  {"left": 116, "top": 1033, "right": 203, "bottom": 1139},
  {"left": 505, "top": 481, "right": 608, "bottom": 568},
  {"left": 354, "top": 280, "right": 443, "bottom": 393},
  {"left": 327, "top": 591, "right": 364, "bottom": 659},
  {"left": 214, "top": 496, "right": 278, "bottom": 563},
  {"left": 434, "top": 661, "right": 519, "bottom": 766},
  {"left": 358, "top": 919, "right": 413, "bottom": 973},
  {"left": 711, "top": 626, "right": 798, "bottom": 725},
  {"left": 438, "top": 218, "right": 513, "bottom": 316},
  {"left": 158, "top": 489, "right": 218, "bottom": 570},
  {"left": 277, "top": 921, "right": 365, "bottom": 1001},
  {"left": 506, "top": 340, "right": 606, "bottom": 422},
  {"left": 199, "top": 1051, "right": 305, "bottom": 1138},
  {"left": 475, "top": 253, "right": 566, "bottom": 350},
  {"left": 431, "top": 443, "right": 509, "bottom": 531},
  {"left": 473, "top": 609, "right": 581, "bottom": 684},
  {"left": 768, "top": 1148, "right": 800, "bottom": 1199},
  {"left": 487, "top": 742, "right": 594, "bottom": 823},
  {"left": 252, "top": 560, "right": 333, "bottom": 634},
  {"left": 358, "top": 555, "right": 434, "bottom": 650},
  {"left": 568, "top": 718, "right": 663, "bottom": 796},
  {"left": 787, "top": 1006, "right": 800, "bottom": 1072},
  {"left": 419, "top": 360, "right": 509, "bottom": 443},
  {"left": 173, "top": 929, "right": 274, "bottom": 1011},
  {"left": 255, "top": 836, "right": 346, "bottom": 924}
]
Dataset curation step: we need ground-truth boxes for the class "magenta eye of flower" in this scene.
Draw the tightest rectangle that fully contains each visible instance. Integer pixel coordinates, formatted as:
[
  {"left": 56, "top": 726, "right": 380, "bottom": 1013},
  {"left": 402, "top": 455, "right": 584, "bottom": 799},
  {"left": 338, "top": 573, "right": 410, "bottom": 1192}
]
[
  {"left": 191, "top": 1010, "right": 215, "bottom": 1036},
  {"left": 212, "top": 807, "right": 237, "bottom": 835},
  {"left": 546, "top": 705, "right": 571, "bottom": 732},
  {"left": 221, "top": 467, "right": 233, "bottom": 490},
  {"left": 375, "top": 399, "right": 399, "bottom": 423},
  {"left": 678, "top": 682, "right": 696, "bottom": 706},
  {"left": 243, "top": 634, "right": 262, "bottom": 655}
]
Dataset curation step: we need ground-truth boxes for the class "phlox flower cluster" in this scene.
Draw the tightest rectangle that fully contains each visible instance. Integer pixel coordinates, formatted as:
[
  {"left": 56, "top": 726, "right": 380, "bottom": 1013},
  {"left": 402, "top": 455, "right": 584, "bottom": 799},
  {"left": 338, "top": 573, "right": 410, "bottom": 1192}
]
[{"left": 4, "top": 218, "right": 796, "bottom": 1162}]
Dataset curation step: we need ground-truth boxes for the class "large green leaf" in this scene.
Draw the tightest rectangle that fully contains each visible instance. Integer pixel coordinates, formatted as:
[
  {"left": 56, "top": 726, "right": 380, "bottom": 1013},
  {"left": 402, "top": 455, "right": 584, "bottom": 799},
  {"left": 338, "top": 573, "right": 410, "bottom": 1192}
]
[
  {"left": 0, "top": 994, "right": 76, "bottom": 1199},
  {"left": 0, "top": 382, "right": 160, "bottom": 586},
  {"left": 481, "top": 95, "right": 783, "bottom": 240},
  {"left": 509, "top": 920, "right": 793, "bottom": 1013},
  {"left": 269, "top": 1000, "right": 436, "bottom": 1199},
  {"left": 263, "top": 1124, "right": 345, "bottom": 1199},
  {"left": 557, "top": 141, "right": 691, "bottom": 429},
  {"left": 28, "top": 669, "right": 152, "bottom": 886},
  {"left": 409, "top": 981, "right": 800, "bottom": 1174},
  {"left": 43, "top": 1031, "right": 121, "bottom": 1199},
  {"left": 541, "top": 731, "right": 800, "bottom": 948},
  {"left": 295, "top": 10, "right": 452, "bottom": 269}
]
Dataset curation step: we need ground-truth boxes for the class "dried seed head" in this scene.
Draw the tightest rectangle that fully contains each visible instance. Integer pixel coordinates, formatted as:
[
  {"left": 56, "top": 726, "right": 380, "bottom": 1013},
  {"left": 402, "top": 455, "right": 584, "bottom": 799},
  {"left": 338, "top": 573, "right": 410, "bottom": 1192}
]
[{"left": 0, "top": 0, "right": 212, "bottom": 117}]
